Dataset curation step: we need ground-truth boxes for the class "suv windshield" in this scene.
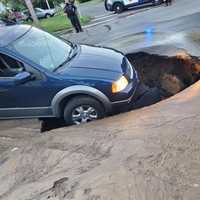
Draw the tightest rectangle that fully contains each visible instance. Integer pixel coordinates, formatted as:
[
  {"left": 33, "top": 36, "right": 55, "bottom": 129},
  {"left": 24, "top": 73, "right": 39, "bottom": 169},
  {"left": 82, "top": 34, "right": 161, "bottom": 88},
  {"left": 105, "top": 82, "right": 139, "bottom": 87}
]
[{"left": 8, "top": 27, "right": 72, "bottom": 71}]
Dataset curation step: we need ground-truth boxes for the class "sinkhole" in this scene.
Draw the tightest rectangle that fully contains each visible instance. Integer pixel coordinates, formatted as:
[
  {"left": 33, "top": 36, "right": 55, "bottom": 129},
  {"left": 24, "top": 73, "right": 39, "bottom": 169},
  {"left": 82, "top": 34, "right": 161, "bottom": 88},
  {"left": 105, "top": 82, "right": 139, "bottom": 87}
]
[{"left": 126, "top": 51, "right": 200, "bottom": 100}]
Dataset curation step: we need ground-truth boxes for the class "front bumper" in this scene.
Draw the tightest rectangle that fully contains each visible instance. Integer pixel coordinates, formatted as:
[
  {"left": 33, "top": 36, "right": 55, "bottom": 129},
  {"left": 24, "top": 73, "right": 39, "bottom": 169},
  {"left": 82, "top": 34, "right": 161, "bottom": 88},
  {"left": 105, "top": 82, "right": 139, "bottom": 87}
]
[
  {"left": 110, "top": 83, "right": 162, "bottom": 113},
  {"left": 110, "top": 79, "right": 142, "bottom": 113}
]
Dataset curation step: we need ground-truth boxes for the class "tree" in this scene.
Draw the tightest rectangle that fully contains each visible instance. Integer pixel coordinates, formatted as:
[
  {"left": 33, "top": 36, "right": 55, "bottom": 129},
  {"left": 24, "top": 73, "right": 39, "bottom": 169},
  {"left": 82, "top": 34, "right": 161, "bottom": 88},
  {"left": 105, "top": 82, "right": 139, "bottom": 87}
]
[
  {"left": 2, "top": 0, "right": 28, "bottom": 10},
  {"left": 45, "top": 0, "right": 50, "bottom": 9},
  {"left": 24, "top": 0, "right": 39, "bottom": 24}
]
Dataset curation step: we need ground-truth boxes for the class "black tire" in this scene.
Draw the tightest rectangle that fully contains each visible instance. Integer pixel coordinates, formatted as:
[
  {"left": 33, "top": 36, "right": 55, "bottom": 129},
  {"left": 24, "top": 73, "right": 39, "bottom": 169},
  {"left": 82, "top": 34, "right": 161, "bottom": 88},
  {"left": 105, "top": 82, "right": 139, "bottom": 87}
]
[
  {"left": 113, "top": 2, "right": 124, "bottom": 13},
  {"left": 45, "top": 13, "right": 51, "bottom": 18},
  {"left": 104, "top": 0, "right": 109, "bottom": 10},
  {"left": 63, "top": 95, "right": 105, "bottom": 125}
]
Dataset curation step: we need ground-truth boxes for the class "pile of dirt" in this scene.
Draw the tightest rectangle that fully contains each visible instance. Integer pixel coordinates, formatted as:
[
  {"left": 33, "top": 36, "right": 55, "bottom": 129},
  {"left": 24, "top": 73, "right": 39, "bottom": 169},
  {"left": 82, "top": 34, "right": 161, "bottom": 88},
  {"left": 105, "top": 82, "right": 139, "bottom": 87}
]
[{"left": 127, "top": 52, "right": 200, "bottom": 97}]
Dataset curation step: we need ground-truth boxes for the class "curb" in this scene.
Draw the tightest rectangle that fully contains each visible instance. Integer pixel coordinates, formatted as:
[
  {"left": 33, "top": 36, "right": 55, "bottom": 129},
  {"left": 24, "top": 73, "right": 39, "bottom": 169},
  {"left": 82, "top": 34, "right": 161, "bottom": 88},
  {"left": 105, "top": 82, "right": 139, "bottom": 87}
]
[{"left": 54, "top": 29, "right": 73, "bottom": 35}]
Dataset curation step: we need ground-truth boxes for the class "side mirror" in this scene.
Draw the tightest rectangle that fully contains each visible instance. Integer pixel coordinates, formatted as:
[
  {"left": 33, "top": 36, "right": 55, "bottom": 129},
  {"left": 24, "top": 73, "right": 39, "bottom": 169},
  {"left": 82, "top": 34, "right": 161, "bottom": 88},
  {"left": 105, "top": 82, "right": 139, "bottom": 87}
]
[{"left": 14, "top": 72, "right": 32, "bottom": 85}]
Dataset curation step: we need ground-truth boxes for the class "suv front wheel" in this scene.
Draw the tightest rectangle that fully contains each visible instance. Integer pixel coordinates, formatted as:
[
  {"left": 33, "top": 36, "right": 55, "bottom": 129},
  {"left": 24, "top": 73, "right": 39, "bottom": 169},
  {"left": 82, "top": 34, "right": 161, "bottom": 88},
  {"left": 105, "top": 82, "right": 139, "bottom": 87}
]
[{"left": 64, "top": 95, "right": 105, "bottom": 125}]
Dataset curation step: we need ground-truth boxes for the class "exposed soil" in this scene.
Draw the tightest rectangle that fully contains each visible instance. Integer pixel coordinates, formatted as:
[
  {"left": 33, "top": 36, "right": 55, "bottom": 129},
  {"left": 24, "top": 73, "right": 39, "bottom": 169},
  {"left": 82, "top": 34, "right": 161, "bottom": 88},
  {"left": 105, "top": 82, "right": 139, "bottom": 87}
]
[{"left": 127, "top": 52, "right": 200, "bottom": 97}]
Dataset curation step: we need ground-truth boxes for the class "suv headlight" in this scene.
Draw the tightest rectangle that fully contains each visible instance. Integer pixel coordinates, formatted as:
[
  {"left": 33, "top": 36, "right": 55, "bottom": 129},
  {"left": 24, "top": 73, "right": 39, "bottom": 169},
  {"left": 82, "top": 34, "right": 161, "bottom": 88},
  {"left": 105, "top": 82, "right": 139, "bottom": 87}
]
[{"left": 112, "top": 76, "right": 128, "bottom": 93}]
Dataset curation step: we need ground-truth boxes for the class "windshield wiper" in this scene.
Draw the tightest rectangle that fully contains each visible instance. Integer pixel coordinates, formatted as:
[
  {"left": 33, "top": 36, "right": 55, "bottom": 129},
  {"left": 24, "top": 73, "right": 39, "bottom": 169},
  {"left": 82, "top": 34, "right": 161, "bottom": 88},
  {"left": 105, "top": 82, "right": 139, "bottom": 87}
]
[
  {"left": 67, "top": 40, "right": 76, "bottom": 49},
  {"left": 53, "top": 48, "right": 74, "bottom": 72},
  {"left": 53, "top": 43, "right": 79, "bottom": 72}
]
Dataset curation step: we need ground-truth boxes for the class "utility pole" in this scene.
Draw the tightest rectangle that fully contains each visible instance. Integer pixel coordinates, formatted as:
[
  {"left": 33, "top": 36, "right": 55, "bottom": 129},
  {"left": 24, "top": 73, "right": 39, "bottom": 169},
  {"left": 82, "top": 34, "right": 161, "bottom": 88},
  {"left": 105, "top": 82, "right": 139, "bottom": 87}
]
[
  {"left": 24, "top": 0, "right": 39, "bottom": 25},
  {"left": 45, "top": 0, "right": 51, "bottom": 9}
]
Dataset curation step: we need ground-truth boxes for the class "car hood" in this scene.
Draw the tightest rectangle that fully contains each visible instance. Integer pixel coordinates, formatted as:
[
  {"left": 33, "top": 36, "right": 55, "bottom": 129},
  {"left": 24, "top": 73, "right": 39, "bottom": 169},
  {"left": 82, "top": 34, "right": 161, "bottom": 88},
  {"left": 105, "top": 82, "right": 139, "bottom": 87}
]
[{"left": 57, "top": 45, "right": 126, "bottom": 80}]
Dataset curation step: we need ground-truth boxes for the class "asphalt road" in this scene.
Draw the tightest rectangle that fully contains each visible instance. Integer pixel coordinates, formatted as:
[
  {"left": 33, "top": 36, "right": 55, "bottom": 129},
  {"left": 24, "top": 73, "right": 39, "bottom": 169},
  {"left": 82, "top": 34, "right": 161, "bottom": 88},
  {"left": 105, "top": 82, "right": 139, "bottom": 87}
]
[
  {"left": 62, "top": 0, "right": 200, "bottom": 54},
  {"left": 78, "top": 0, "right": 108, "bottom": 18}
]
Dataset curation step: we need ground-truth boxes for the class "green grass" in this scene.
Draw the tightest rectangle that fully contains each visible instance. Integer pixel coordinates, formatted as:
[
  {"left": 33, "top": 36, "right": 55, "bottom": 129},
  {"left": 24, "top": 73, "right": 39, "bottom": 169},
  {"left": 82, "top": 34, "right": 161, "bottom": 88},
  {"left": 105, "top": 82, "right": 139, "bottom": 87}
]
[{"left": 26, "top": 13, "right": 91, "bottom": 33}]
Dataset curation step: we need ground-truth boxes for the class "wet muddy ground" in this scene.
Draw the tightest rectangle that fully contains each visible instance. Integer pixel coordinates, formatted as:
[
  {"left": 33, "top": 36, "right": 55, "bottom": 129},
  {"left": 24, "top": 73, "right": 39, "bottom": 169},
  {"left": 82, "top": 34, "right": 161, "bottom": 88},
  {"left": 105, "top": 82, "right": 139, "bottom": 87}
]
[{"left": 127, "top": 52, "right": 200, "bottom": 97}]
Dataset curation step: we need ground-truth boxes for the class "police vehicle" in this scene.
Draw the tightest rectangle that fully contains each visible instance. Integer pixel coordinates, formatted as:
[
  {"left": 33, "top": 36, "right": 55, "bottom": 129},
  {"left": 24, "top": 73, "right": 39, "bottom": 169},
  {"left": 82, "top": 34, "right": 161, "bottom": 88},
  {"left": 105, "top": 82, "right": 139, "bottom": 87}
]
[{"left": 105, "top": 0, "right": 163, "bottom": 13}]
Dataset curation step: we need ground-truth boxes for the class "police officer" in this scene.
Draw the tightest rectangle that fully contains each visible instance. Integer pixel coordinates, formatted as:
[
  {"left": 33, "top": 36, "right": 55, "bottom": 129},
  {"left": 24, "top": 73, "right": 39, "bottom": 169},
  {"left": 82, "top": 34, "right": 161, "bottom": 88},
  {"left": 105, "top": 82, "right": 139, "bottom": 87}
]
[{"left": 64, "top": 0, "right": 83, "bottom": 33}]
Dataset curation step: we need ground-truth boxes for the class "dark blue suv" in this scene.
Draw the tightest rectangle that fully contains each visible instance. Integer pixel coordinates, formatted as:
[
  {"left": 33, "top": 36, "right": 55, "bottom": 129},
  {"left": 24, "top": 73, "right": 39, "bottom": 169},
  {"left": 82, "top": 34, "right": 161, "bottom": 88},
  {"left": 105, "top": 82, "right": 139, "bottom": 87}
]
[{"left": 0, "top": 25, "right": 139, "bottom": 125}]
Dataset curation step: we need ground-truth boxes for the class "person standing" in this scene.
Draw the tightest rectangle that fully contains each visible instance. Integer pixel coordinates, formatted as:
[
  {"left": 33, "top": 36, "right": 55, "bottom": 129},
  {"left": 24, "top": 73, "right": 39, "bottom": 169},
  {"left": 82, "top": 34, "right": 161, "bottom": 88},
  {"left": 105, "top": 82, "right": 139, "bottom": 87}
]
[
  {"left": 165, "top": 0, "right": 172, "bottom": 6},
  {"left": 64, "top": 0, "right": 83, "bottom": 33}
]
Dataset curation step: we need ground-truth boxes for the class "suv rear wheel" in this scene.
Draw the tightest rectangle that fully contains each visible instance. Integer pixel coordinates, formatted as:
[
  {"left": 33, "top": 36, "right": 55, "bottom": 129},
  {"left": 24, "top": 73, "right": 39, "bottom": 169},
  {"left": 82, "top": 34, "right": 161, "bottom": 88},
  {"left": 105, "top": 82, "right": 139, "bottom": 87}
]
[
  {"left": 113, "top": 2, "right": 124, "bottom": 13},
  {"left": 64, "top": 96, "right": 105, "bottom": 125}
]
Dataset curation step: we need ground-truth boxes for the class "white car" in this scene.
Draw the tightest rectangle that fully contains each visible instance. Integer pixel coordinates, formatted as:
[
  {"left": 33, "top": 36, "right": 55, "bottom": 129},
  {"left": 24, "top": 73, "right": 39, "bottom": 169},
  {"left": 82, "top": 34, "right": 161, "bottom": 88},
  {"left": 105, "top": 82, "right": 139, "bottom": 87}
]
[
  {"left": 105, "top": 0, "right": 163, "bottom": 13},
  {"left": 25, "top": 8, "right": 56, "bottom": 21}
]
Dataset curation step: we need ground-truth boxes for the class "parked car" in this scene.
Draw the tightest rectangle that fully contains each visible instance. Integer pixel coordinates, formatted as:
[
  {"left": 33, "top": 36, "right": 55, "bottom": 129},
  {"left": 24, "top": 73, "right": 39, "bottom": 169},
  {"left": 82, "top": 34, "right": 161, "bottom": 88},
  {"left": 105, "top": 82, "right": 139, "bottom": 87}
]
[
  {"left": 24, "top": 8, "right": 56, "bottom": 21},
  {"left": 8, "top": 10, "right": 28, "bottom": 23},
  {"left": 0, "top": 25, "right": 140, "bottom": 125},
  {"left": 105, "top": 0, "right": 163, "bottom": 13}
]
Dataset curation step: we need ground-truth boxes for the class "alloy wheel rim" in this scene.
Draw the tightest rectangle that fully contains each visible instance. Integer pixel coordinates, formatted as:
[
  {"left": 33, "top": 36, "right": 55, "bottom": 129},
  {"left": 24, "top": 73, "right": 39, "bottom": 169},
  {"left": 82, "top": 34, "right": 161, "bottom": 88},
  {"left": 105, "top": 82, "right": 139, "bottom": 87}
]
[
  {"left": 116, "top": 6, "right": 120, "bottom": 11},
  {"left": 72, "top": 105, "right": 98, "bottom": 125}
]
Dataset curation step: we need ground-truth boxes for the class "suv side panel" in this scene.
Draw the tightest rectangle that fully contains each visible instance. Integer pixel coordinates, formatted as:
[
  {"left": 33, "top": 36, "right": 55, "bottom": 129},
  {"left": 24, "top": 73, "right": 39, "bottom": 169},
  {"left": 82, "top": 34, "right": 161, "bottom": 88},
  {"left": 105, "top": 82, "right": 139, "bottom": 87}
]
[{"left": 51, "top": 85, "right": 112, "bottom": 118}]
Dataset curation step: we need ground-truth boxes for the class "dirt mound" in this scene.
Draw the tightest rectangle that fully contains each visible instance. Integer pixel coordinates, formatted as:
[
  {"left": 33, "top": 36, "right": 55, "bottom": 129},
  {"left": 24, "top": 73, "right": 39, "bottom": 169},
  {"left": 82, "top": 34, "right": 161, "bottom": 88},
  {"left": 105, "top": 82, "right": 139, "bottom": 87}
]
[{"left": 127, "top": 52, "right": 200, "bottom": 96}]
